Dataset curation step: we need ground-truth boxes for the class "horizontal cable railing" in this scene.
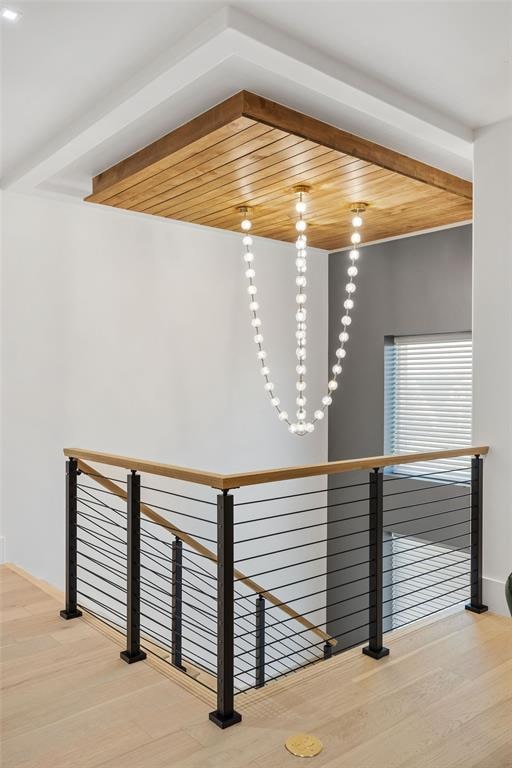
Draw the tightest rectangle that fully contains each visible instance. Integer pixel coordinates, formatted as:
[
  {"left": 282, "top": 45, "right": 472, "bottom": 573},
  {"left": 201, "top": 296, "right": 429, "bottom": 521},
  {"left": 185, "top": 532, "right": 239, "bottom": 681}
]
[{"left": 60, "top": 444, "right": 489, "bottom": 729}]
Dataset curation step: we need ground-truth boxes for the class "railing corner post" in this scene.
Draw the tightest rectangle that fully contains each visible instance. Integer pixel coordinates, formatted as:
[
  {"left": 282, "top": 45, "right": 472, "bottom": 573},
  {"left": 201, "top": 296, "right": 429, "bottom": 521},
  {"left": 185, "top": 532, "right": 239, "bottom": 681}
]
[
  {"left": 120, "top": 470, "right": 147, "bottom": 664},
  {"left": 60, "top": 457, "right": 83, "bottom": 620},
  {"left": 465, "top": 455, "right": 488, "bottom": 614},
  {"left": 209, "top": 489, "right": 242, "bottom": 729},
  {"left": 363, "top": 467, "right": 390, "bottom": 660}
]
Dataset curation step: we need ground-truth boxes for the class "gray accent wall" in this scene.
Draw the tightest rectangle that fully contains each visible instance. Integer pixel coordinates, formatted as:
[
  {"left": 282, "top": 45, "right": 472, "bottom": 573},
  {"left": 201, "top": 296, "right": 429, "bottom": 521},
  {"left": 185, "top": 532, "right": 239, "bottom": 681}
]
[{"left": 326, "top": 224, "right": 472, "bottom": 650}]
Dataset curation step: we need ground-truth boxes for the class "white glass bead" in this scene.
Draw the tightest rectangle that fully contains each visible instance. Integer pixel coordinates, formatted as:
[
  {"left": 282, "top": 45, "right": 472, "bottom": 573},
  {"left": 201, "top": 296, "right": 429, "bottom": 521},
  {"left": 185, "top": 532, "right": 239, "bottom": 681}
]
[
  {"left": 257, "top": 350, "right": 267, "bottom": 360},
  {"left": 298, "top": 264, "right": 307, "bottom": 274},
  {"left": 314, "top": 410, "right": 324, "bottom": 420},
  {"left": 341, "top": 315, "right": 352, "bottom": 325},
  {"left": 248, "top": 285, "right": 257, "bottom": 295},
  {"left": 249, "top": 301, "right": 259, "bottom": 311},
  {"left": 264, "top": 382, "right": 274, "bottom": 391},
  {"left": 296, "top": 200, "right": 307, "bottom": 214},
  {"left": 347, "top": 266, "right": 358, "bottom": 277},
  {"left": 305, "top": 422, "right": 315, "bottom": 433},
  {"left": 242, "top": 235, "right": 253, "bottom": 246},
  {"left": 296, "top": 364, "right": 306, "bottom": 375},
  {"left": 296, "top": 310, "right": 306, "bottom": 322},
  {"left": 297, "top": 409, "right": 306, "bottom": 421},
  {"left": 245, "top": 268, "right": 255, "bottom": 279},
  {"left": 328, "top": 380, "right": 338, "bottom": 391},
  {"left": 241, "top": 218, "right": 252, "bottom": 231},
  {"left": 296, "top": 423, "right": 306, "bottom": 434},
  {"left": 243, "top": 252, "right": 254, "bottom": 262},
  {"left": 349, "top": 249, "right": 359, "bottom": 260},
  {"left": 295, "top": 219, "right": 307, "bottom": 233},
  {"left": 296, "top": 294, "right": 307, "bottom": 304},
  {"left": 279, "top": 411, "right": 288, "bottom": 421},
  {"left": 296, "top": 397, "right": 306, "bottom": 407},
  {"left": 296, "top": 235, "right": 307, "bottom": 248},
  {"left": 296, "top": 347, "right": 306, "bottom": 359},
  {"left": 289, "top": 422, "right": 297, "bottom": 433},
  {"left": 296, "top": 276, "right": 307, "bottom": 287},
  {"left": 298, "top": 249, "right": 307, "bottom": 258},
  {"left": 322, "top": 395, "right": 332, "bottom": 406},
  {"left": 343, "top": 299, "right": 354, "bottom": 310},
  {"left": 332, "top": 364, "right": 342, "bottom": 375},
  {"left": 254, "top": 334, "right": 263, "bottom": 344},
  {"left": 296, "top": 381, "right": 307, "bottom": 391},
  {"left": 251, "top": 317, "right": 261, "bottom": 327},
  {"left": 295, "top": 257, "right": 306, "bottom": 269},
  {"left": 339, "top": 331, "right": 349, "bottom": 342},
  {"left": 260, "top": 366, "right": 270, "bottom": 376},
  {"left": 351, "top": 214, "right": 363, "bottom": 228},
  {"left": 336, "top": 348, "right": 347, "bottom": 358},
  {"left": 346, "top": 282, "right": 356, "bottom": 293},
  {"left": 296, "top": 330, "right": 306, "bottom": 340},
  {"left": 350, "top": 232, "right": 361, "bottom": 244},
  {"left": 298, "top": 322, "right": 307, "bottom": 331},
  {"left": 271, "top": 397, "right": 280, "bottom": 406}
]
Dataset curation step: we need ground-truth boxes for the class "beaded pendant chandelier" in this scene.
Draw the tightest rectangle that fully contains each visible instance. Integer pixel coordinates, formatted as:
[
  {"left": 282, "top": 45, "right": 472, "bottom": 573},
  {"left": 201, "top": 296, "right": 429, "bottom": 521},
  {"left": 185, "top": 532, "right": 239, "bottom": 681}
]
[{"left": 240, "top": 190, "right": 367, "bottom": 436}]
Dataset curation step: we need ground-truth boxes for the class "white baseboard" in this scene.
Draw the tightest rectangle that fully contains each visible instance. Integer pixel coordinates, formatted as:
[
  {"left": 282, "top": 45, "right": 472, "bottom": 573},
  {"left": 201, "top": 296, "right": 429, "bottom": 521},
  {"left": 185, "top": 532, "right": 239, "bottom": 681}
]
[{"left": 483, "top": 576, "right": 510, "bottom": 616}]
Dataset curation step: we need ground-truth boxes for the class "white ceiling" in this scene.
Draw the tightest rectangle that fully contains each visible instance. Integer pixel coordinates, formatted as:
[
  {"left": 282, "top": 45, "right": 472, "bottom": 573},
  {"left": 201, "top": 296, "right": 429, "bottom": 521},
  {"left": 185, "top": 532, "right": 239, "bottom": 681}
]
[{"left": 1, "top": 1, "right": 511, "bottom": 196}]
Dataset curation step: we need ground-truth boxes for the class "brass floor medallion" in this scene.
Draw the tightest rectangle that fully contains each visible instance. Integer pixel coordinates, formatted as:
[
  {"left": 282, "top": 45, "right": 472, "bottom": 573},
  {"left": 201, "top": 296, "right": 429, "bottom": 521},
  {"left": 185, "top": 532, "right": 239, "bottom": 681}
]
[{"left": 285, "top": 733, "right": 323, "bottom": 758}]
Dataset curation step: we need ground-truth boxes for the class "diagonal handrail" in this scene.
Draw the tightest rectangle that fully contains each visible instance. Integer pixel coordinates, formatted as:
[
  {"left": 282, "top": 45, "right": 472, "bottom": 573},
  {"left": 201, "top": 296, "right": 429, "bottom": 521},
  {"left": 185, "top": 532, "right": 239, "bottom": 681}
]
[{"left": 76, "top": 459, "right": 337, "bottom": 646}]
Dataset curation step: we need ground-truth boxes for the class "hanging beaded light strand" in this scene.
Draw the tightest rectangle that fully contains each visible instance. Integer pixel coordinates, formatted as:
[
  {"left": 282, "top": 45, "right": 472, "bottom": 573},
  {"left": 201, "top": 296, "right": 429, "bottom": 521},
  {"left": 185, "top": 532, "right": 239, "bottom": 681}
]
[{"left": 240, "top": 200, "right": 367, "bottom": 435}]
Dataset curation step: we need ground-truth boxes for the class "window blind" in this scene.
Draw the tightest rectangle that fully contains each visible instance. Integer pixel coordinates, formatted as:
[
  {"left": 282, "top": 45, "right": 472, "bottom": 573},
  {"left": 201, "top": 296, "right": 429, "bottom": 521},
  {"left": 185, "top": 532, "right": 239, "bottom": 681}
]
[{"left": 385, "top": 332, "right": 472, "bottom": 480}]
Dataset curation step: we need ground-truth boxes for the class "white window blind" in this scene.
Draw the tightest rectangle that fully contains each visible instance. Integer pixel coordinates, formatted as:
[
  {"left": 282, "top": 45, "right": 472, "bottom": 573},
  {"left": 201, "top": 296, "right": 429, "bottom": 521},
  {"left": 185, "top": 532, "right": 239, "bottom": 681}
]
[{"left": 385, "top": 332, "right": 472, "bottom": 480}]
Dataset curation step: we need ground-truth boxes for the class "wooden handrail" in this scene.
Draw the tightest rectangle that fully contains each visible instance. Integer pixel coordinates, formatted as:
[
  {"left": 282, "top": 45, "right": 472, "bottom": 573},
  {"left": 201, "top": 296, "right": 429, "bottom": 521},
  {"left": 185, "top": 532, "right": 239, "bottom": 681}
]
[
  {"left": 65, "top": 446, "right": 489, "bottom": 491},
  {"left": 76, "top": 459, "right": 337, "bottom": 646}
]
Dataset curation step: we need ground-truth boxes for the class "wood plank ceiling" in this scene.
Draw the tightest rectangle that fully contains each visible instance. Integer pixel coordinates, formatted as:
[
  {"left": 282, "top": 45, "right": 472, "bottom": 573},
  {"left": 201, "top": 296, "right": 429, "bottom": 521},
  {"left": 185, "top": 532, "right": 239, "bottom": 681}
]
[{"left": 86, "top": 91, "right": 472, "bottom": 251}]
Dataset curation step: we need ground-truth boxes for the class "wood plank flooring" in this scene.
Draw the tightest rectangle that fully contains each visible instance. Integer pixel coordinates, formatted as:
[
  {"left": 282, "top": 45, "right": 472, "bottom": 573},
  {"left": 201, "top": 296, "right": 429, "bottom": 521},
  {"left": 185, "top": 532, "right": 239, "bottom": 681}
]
[{"left": 1, "top": 564, "right": 511, "bottom": 768}]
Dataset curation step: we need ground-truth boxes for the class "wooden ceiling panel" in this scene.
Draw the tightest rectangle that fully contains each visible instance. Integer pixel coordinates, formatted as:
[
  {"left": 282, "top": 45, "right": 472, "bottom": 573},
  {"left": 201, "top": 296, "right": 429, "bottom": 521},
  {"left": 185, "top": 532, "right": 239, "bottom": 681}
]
[{"left": 86, "top": 91, "right": 472, "bottom": 250}]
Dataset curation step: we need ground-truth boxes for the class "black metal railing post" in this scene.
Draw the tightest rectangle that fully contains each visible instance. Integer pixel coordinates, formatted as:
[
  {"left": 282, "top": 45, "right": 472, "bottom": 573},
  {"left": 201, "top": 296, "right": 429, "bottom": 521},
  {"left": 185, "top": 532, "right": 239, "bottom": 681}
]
[
  {"left": 255, "top": 595, "right": 265, "bottom": 688},
  {"left": 120, "top": 471, "right": 147, "bottom": 664},
  {"left": 171, "top": 536, "right": 186, "bottom": 670},
  {"left": 466, "top": 456, "right": 488, "bottom": 614},
  {"left": 209, "top": 489, "right": 242, "bottom": 728},
  {"left": 363, "top": 468, "right": 389, "bottom": 660},
  {"left": 60, "top": 458, "right": 83, "bottom": 620}
]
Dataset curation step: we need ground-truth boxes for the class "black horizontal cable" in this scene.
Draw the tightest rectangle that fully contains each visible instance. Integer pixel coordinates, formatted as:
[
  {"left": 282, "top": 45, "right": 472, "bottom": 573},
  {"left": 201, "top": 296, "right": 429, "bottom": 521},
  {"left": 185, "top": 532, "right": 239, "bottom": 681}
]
[
  {"left": 235, "top": 498, "right": 370, "bottom": 527},
  {"left": 140, "top": 522, "right": 216, "bottom": 545},
  {"left": 235, "top": 648, "right": 327, "bottom": 693},
  {"left": 235, "top": 603, "right": 369, "bottom": 659},
  {"left": 180, "top": 552, "right": 217, "bottom": 580},
  {"left": 385, "top": 497, "right": 471, "bottom": 526},
  {"left": 77, "top": 523, "right": 126, "bottom": 549},
  {"left": 383, "top": 479, "right": 469, "bottom": 499},
  {"left": 384, "top": 571, "right": 471, "bottom": 605},
  {"left": 76, "top": 487, "right": 126, "bottom": 517},
  {"left": 238, "top": 622, "right": 370, "bottom": 671},
  {"left": 388, "top": 596, "right": 469, "bottom": 632},
  {"left": 140, "top": 586, "right": 217, "bottom": 624},
  {"left": 236, "top": 588, "right": 374, "bottom": 640},
  {"left": 77, "top": 500, "right": 127, "bottom": 536},
  {"left": 77, "top": 510, "right": 126, "bottom": 532},
  {"left": 78, "top": 483, "right": 128, "bottom": 499},
  {"left": 383, "top": 543, "right": 470, "bottom": 574},
  {"left": 77, "top": 563, "right": 126, "bottom": 594},
  {"left": 234, "top": 526, "right": 370, "bottom": 564},
  {"left": 77, "top": 537, "right": 126, "bottom": 568},
  {"left": 387, "top": 559, "right": 470, "bottom": 589},
  {"left": 234, "top": 640, "right": 318, "bottom": 684},
  {"left": 142, "top": 605, "right": 217, "bottom": 641},
  {"left": 138, "top": 627, "right": 217, "bottom": 681},
  {"left": 383, "top": 466, "right": 471, "bottom": 483},
  {"left": 388, "top": 515, "right": 471, "bottom": 543},
  {"left": 235, "top": 553, "right": 371, "bottom": 588},
  {"left": 139, "top": 641, "right": 216, "bottom": 694},
  {"left": 140, "top": 483, "right": 216, "bottom": 506},
  {"left": 76, "top": 602, "right": 126, "bottom": 633},
  {"left": 77, "top": 551, "right": 125, "bottom": 579},
  {"left": 384, "top": 583, "right": 472, "bottom": 620},
  {"left": 140, "top": 611, "right": 217, "bottom": 650},
  {"left": 235, "top": 515, "right": 370, "bottom": 544},
  {"left": 77, "top": 576, "right": 126, "bottom": 607},
  {"left": 77, "top": 590, "right": 126, "bottom": 622},
  {"left": 79, "top": 470, "right": 128, "bottom": 484},
  {"left": 139, "top": 500, "right": 215, "bottom": 526},
  {"left": 382, "top": 531, "right": 471, "bottom": 559},
  {"left": 235, "top": 479, "right": 370, "bottom": 507}
]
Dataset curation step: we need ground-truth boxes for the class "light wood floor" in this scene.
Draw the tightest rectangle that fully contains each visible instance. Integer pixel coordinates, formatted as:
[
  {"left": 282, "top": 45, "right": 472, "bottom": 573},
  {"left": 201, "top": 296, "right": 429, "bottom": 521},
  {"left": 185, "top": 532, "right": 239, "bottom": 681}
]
[{"left": 1, "top": 564, "right": 512, "bottom": 768}]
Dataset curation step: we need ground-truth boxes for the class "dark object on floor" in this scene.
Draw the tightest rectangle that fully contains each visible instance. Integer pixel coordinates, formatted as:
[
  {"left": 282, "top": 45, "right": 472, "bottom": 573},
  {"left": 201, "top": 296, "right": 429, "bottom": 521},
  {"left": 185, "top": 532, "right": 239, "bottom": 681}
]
[{"left": 506, "top": 573, "right": 512, "bottom": 616}]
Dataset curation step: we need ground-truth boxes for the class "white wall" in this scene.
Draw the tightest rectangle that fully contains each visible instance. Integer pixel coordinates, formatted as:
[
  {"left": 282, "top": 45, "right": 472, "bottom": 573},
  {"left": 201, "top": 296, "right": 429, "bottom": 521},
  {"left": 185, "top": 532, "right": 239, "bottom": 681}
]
[
  {"left": 473, "top": 117, "right": 512, "bottom": 615},
  {"left": 1, "top": 191, "right": 328, "bottom": 590}
]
